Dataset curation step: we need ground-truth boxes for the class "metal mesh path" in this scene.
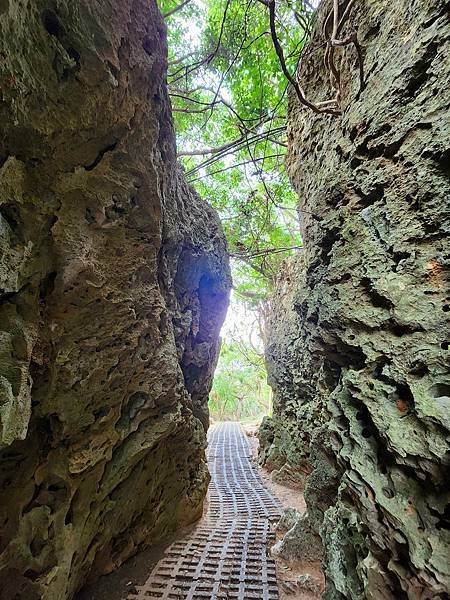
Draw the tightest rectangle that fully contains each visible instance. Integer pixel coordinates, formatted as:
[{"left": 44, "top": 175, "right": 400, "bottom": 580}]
[{"left": 128, "top": 421, "right": 281, "bottom": 599}]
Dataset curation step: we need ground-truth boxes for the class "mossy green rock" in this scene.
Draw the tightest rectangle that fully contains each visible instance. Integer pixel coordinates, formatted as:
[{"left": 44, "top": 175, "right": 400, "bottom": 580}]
[
  {"left": 0, "top": 1, "right": 230, "bottom": 598},
  {"left": 261, "top": 0, "right": 450, "bottom": 597}
]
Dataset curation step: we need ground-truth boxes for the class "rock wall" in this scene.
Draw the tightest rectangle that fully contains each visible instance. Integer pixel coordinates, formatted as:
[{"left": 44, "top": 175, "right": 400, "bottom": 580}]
[
  {"left": 259, "top": 255, "right": 320, "bottom": 491},
  {"left": 261, "top": 0, "right": 449, "bottom": 597},
  {"left": 0, "top": 1, "right": 230, "bottom": 599}
]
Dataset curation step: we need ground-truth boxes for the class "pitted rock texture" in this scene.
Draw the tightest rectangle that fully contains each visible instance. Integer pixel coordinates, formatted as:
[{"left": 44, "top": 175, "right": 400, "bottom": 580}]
[
  {"left": 259, "top": 256, "right": 323, "bottom": 492},
  {"left": 0, "top": 1, "right": 230, "bottom": 599},
  {"left": 261, "top": 0, "right": 450, "bottom": 598}
]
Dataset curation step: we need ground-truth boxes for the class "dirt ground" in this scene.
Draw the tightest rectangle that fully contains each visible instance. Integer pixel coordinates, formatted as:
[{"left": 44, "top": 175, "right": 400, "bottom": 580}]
[
  {"left": 242, "top": 422, "right": 325, "bottom": 600},
  {"left": 241, "top": 422, "right": 307, "bottom": 514}
]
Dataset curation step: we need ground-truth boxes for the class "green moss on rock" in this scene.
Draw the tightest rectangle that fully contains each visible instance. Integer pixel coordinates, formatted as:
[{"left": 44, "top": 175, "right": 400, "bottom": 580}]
[{"left": 261, "top": 0, "right": 450, "bottom": 596}]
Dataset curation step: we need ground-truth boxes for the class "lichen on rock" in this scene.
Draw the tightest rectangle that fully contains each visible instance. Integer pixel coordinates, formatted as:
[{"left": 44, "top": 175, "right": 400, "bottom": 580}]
[
  {"left": 0, "top": 1, "right": 230, "bottom": 599},
  {"left": 260, "top": 0, "right": 450, "bottom": 597}
]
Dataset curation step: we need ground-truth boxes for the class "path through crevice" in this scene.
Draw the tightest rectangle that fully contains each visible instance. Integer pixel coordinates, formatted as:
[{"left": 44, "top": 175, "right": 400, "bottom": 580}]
[{"left": 128, "top": 422, "right": 281, "bottom": 599}]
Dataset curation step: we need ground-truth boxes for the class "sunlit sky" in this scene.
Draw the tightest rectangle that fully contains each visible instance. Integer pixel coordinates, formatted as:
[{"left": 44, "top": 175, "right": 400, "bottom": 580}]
[{"left": 221, "top": 288, "right": 265, "bottom": 350}]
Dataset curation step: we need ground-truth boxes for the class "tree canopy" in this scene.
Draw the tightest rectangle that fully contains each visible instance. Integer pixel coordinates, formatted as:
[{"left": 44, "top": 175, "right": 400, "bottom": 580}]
[
  {"left": 160, "top": 0, "right": 311, "bottom": 303},
  {"left": 159, "top": 0, "right": 315, "bottom": 419}
]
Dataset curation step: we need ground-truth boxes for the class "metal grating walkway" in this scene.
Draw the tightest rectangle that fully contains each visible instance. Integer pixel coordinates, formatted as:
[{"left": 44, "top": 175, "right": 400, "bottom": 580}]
[{"left": 128, "top": 421, "right": 281, "bottom": 599}]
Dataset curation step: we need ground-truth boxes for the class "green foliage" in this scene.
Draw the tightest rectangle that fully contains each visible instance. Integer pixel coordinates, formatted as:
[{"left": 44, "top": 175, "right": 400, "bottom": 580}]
[
  {"left": 209, "top": 341, "right": 272, "bottom": 421},
  {"left": 160, "top": 0, "right": 311, "bottom": 421},
  {"left": 160, "top": 0, "right": 309, "bottom": 300}
]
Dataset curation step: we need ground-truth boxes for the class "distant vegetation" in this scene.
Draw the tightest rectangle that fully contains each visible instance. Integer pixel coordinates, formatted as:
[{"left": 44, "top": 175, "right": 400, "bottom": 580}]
[{"left": 209, "top": 340, "right": 272, "bottom": 421}]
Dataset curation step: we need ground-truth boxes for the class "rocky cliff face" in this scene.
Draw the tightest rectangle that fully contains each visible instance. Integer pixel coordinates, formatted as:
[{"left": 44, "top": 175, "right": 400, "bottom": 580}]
[
  {"left": 260, "top": 0, "right": 449, "bottom": 597},
  {"left": 0, "top": 1, "right": 230, "bottom": 599}
]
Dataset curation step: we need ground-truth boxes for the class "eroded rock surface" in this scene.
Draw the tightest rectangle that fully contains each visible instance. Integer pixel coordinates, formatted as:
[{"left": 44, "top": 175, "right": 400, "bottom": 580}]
[
  {"left": 260, "top": 0, "right": 449, "bottom": 597},
  {"left": 0, "top": 1, "right": 230, "bottom": 598}
]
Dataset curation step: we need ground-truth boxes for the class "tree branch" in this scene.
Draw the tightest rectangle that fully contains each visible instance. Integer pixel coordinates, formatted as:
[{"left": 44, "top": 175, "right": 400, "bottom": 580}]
[
  {"left": 188, "top": 154, "right": 284, "bottom": 183},
  {"left": 182, "top": 126, "right": 286, "bottom": 173},
  {"left": 163, "top": 0, "right": 192, "bottom": 19},
  {"left": 178, "top": 136, "right": 246, "bottom": 157},
  {"left": 231, "top": 245, "right": 303, "bottom": 259},
  {"left": 257, "top": 0, "right": 340, "bottom": 115}
]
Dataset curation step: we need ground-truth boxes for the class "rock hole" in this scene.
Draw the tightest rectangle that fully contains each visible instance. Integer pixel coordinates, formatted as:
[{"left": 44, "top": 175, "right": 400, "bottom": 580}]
[
  {"left": 41, "top": 8, "right": 61, "bottom": 37},
  {"left": 84, "top": 141, "right": 118, "bottom": 171},
  {"left": 360, "top": 277, "right": 393, "bottom": 309},
  {"left": 349, "top": 126, "right": 358, "bottom": 142},
  {"left": 142, "top": 35, "right": 154, "bottom": 56},
  {"left": 382, "top": 487, "right": 394, "bottom": 499},
  {"left": 39, "top": 271, "right": 57, "bottom": 300},
  {"left": 404, "top": 41, "right": 438, "bottom": 97},
  {"left": 409, "top": 360, "right": 429, "bottom": 377},
  {"left": 47, "top": 482, "right": 62, "bottom": 493},
  {"left": 429, "top": 383, "right": 450, "bottom": 398},
  {"left": 350, "top": 156, "right": 362, "bottom": 169},
  {"left": 435, "top": 504, "right": 450, "bottom": 531},
  {"left": 365, "top": 22, "right": 381, "bottom": 39},
  {"left": 392, "top": 250, "right": 410, "bottom": 269},
  {"left": 93, "top": 407, "right": 109, "bottom": 419},
  {"left": 319, "top": 227, "right": 340, "bottom": 264},
  {"left": 67, "top": 47, "right": 80, "bottom": 63},
  {"left": 23, "top": 569, "right": 41, "bottom": 582},
  {"left": 0, "top": 203, "right": 20, "bottom": 232},
  {"left": 388, "top": 320, "right": 423, "bottom": 337},
  {"left": 394, "top": 383, "right": 415, "bottom": 411}
]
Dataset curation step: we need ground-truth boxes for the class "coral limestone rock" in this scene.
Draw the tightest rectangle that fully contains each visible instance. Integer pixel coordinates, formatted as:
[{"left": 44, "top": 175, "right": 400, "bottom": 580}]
[
  {"left": 0, "top": 1, "right": 230, "bottom": 598},
  {"left": 261, "top": 0, "right": 450, "bottom": 597}
]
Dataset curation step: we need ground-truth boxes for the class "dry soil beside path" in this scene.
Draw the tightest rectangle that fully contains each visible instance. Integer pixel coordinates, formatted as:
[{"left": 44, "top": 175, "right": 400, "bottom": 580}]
[{"left": 242, "top": 422, "right": 324, "bottom": 600}]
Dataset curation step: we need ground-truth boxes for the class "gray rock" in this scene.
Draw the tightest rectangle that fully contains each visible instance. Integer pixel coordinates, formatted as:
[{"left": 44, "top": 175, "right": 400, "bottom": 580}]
[
  {"left": 276, "top": 507, "right": 303, "bottom": 533},
  {"left": 0, "top": 2, "right": 230, "bottom": 599},
  {"left": 297, "top": 574, "right": 321, "bottom": 594},
  {"left": 273, "top": 512, "right": 323, "bottom": 563}
]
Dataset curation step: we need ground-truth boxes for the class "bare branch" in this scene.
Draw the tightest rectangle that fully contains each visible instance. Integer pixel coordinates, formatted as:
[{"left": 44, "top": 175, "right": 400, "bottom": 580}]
[
  {"left": 256, "top": 0, "right": 339, "bottom": 115},
  {"left": 182, "top": 126, "right": 286, "bottom": 173},
  {"left": 188, "top": 154, "right": 284, "bottom": 183},
  {"left": 163, "top": 0, "right": 192, "bottom": 19},
  {"left": 168, "top": 51, "right": 197, "bottom": 66},
  {"left": 231, "top": 245, "right": 303, "bottom": 259},
  {"left": 178, "top": 137, "right": 246, "bottom": 157}
]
